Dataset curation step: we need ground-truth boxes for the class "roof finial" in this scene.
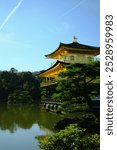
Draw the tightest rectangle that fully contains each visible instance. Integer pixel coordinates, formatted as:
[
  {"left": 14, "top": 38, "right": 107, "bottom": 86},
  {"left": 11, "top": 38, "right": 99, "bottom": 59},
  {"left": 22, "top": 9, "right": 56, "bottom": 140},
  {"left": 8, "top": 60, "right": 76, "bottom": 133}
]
[{"left": 72, "top": 36, "right": 78, "bottom": 43}]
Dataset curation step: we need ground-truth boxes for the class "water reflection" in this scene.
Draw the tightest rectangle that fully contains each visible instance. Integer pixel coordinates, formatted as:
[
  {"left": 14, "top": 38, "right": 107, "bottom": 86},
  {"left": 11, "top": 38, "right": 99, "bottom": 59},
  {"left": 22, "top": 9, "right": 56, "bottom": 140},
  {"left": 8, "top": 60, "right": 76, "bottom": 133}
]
[
  {"left": 0, "top": 104, "right": 64, "bottom": 150},
  {"left": 0, "top": 104, "right": 63, "bottom": 132},
  {"left": 0, "top": 105, "right": 37, "bottom": 132}
]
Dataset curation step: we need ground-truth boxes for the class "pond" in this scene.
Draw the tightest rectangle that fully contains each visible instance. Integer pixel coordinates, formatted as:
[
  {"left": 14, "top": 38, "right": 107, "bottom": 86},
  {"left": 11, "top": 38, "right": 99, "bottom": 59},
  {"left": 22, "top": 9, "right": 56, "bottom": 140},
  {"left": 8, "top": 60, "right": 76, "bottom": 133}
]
[{"left": 0, "top": 104, "right": 64, "bottom": 150}]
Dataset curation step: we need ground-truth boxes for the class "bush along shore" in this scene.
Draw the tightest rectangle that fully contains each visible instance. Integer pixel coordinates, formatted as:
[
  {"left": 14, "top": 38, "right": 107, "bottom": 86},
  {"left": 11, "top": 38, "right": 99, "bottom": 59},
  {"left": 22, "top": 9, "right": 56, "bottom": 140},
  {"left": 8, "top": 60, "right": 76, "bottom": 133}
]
[
  {"left": 37, "top": 123, "right": 100, "bottom": 150},
  {"left": 36, "top": 103, "right": 100, "bottom": 150}
]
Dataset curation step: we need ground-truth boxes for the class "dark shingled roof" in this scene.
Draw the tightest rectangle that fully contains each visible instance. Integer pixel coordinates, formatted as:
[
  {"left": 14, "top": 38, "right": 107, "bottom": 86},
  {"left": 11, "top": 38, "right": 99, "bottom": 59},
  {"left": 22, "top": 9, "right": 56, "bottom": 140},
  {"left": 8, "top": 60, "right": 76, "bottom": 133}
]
[
  {"left": 45, "top": 41, "right": 100, "bottom": 57},
  {"left": 60, "top": 42, "right": 100, "bottom": 49}
]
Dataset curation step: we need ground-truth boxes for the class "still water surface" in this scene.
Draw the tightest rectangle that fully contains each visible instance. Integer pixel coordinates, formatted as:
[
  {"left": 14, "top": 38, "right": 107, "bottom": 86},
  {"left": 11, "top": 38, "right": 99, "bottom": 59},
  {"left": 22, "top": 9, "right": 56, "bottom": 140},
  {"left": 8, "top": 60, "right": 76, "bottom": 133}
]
[{"left": 0, "top": 104, "right": 64, "bottom": 150}]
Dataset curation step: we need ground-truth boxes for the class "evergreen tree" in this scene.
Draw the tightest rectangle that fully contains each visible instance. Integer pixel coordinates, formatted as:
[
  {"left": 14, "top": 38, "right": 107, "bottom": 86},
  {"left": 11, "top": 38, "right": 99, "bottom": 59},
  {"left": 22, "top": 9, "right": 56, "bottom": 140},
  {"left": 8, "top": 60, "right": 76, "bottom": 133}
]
[{"left": 52, "top": 61, "right": 100, "bottom": 105}]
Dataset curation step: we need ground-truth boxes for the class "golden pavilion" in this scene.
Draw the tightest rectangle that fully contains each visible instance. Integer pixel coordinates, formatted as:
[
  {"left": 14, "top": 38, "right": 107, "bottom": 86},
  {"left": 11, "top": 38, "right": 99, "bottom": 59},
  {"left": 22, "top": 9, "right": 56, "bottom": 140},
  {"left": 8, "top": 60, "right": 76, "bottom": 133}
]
[{"left": 39, "top": 37, "right": 100, "bottom": 87}]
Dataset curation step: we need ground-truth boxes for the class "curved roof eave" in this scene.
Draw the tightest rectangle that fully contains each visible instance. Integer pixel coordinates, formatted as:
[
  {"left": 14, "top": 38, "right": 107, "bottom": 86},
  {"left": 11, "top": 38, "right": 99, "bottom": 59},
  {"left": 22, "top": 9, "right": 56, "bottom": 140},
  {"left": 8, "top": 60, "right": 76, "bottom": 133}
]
[
  {"left": 38, "top": 60, "right": 69, "bottom": 76},
  {"left": 45, "top": 42, "right": 100, "bottom": 58},
  {"left": 45, "top": 42, "right": 63, "bottom": 58}
]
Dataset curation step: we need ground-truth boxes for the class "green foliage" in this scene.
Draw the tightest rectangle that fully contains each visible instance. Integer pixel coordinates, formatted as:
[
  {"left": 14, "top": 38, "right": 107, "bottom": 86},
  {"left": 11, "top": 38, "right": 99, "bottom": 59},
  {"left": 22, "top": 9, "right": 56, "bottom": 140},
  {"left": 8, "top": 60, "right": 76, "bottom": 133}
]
[
  {"left": 51, "top": 93, "right": 62, "bottom": 101},
  {"left": 82, "top": 113, "right": 97, "bottom": 122},
  {"left": 61, "top": 101, "right": 89, "bottom": 113},
  {"left": 54, "top": 79, "right": 77, "bottom": 101},
  {"left": 71, "top": 97, "right": 86, "bottom": 104},
  {"left": 0, "top": 69, "right": 40, "bottom": 103},
  {"left": 40, "top": 88, "right": 49, "bottom": 100},
  {"left": 81, "top": 134, "right": 100, "bottom": 150},
  {"left": 8, "top": 90, "right": 33, "bottom": 104},
  {"left": 38, "top": 124, "right": 100, "bottom": 150},
  {"left": 52, "top": 61, "right": 100, "bottom": 105}
]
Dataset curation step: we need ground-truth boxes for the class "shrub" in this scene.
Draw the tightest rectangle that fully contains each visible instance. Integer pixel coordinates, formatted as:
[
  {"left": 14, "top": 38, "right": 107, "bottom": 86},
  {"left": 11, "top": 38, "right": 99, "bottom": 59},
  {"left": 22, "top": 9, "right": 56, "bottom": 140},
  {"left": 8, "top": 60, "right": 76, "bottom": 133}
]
[
  {"left": 72, "top": 97, "right": 86, "bottom": 104},
  {"left": 8, "top": 90, "right": 33, "bottom": 104},
  {"left": 38, "top": 124, "right": 100, "bottom": 150},
  {"left": 81, "top": 134, "right": 100, "bottom": 150},
  {"left": 78, "top": 113, "right": 100, "bottom": 134},
  {"left": 51, "top": 93, "right": 62, "bottom": 101},
  {"left": 61, "top": 101, "right": 89, "bottom": 113},
  {"left": 82, "top": 113, "right": 97, "bottom": 121}
]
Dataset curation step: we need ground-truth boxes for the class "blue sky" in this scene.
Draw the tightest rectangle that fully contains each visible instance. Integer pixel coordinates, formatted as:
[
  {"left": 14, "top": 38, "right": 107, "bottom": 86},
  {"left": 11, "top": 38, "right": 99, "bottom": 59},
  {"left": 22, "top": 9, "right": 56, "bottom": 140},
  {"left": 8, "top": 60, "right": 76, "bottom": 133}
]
[{"left": 0, "top": 0, "right": 100, "bottom": 72}]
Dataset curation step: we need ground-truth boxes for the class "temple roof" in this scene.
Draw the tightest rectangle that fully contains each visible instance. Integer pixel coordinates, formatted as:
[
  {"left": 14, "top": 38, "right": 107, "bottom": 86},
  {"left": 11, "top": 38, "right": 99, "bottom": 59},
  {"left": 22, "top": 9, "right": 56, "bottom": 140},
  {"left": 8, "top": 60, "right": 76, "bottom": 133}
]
[
  {"left": 38, "top": 60, "right": 68, "bottom": 77},
  {"left": 45, "top": 41, "right": 100, "bottom": 58}
]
